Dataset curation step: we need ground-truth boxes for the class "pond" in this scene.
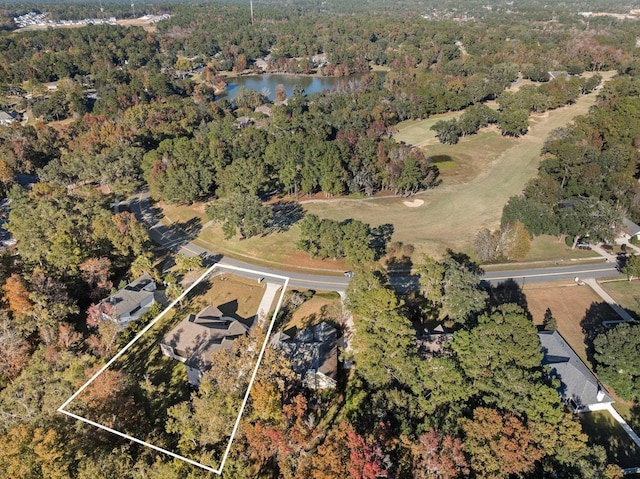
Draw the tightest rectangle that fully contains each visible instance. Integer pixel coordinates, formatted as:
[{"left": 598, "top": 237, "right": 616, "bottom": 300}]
[{"left": 220, "top": 72, "right": 386, "bottom": 102}]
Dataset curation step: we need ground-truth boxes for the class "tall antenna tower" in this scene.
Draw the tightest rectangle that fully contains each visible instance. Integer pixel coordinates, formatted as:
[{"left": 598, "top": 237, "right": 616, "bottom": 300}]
[
  {"left": 98, "top": 0, "right": 104, "bottom": 18},
  {"left": 131, "top": 2, "right": 136, "bottom": 18},
  {"left": 250, "top": 0, "right": 254, "bottom": 25}
]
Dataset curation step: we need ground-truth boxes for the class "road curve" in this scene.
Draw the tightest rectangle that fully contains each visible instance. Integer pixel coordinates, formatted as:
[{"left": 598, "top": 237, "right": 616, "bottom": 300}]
[{"left": 129, "top": 190, "right": 622, "bottom": 292}]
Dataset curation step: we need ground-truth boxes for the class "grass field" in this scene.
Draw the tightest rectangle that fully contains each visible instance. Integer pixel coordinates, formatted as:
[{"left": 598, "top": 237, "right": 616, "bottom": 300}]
[
  {"left": 580, "top": 410, "right": 640, "bottom": 469},
  {"left": 304, "top": 77, "right": 613, "bottom": 258},
  {"left": 525, "top": 235, "right": 600, "bottom": 262},
  {"left": 285, "top": 291, "right": 343, "bottom": 332},
  {"left": 161, "top": 72, "right": 615, "bottom": 267},
  {"left": 199, "top": 273, "right": 266, "bottom": 321},
  {"left": 523, "top": 281, "right": 618, "bottom": 364},
  {"left": 599, "top": 279, "right": 640, "bottom": 320}
]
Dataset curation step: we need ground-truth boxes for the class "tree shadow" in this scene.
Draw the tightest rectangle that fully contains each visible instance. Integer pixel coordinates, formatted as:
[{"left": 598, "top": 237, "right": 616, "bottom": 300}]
[
  {"left": 383, "top": 241, "right": 414, "bottom": 274},
  {"left": 488, "top": 278, "right": 530, "bottom": 318},
  {"left": 270, "top": 201, "right": 304, "bottom": 233},
  {"left": 580, "top": 301, "right": 618, "bottom": 363},
  {"left": 386, "top": 255, "right": 413, "bottom": 273},
  {"left": 578, "top": 411, "right": 640, "bottom": 469},
  {"left": 446, "top": 249, "right": 484, "bottom": 275},
  {"left": 169, "top": 217, "right": 202, "bottom": 239},
  {"left": 371, "top": 223, "right": 394, "bottom": 260}
]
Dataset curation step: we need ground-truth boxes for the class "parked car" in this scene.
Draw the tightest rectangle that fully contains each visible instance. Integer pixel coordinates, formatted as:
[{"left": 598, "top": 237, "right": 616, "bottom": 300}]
[{"left": 344, "top": 271, "right": 354, "bottom": 278}]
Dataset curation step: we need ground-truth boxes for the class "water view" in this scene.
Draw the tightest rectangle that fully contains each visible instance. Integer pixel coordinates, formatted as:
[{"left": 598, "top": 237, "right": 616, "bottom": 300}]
[{"left": 221, "top": 72, "right": 385, "bottom": 101}]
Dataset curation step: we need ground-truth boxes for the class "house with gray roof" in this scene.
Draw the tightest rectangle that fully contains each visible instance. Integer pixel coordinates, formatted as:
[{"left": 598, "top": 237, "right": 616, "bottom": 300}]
[
  {"left": 620, "top": 217, "right": 640, "bottom": 240},
  {"left": 101, "top": 273, "right": 157, "bottom": 327},
  {"left": 160, "top": 305, "right": 249, "bottom": 386},
  {"left": 0, "top": 111, "right": 15, "bottom": 126},
  {"left": 539, "top": 330, "right": 613, "bottom": 413},
  {"left": 271, "top": 322, "right": 338, "bottom": 390}
]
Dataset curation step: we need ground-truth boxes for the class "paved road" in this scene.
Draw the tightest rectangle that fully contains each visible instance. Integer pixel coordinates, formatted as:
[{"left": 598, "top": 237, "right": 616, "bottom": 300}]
[
  {"left": 130, "top": 190, "right": 623, "bottom": 292},
  {"left": 482, "top": 262, "right": 621, "bottom": 285}
]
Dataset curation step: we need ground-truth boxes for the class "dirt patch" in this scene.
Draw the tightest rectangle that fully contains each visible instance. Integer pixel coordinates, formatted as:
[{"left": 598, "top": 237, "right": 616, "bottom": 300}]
[{"left": 403, "top": 199, "right": 424, "bottom": 208}]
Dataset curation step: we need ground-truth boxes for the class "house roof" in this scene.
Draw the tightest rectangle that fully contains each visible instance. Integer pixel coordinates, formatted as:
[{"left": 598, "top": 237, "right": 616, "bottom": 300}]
[
  {"left": 272, "top": 322, "right": 338, "bottom": 380},
  {"left": 621, "top": 217, "right": 640, "bottom": 237},
  {"left": 255, "top": 105, "right": 272, "bottom": 116},
  {"left": 0, "top": 111, "right": 14, "bottom": 121},
  {"left": 104, "top": 273, "right": 156, "bottom": 319},
  {"left": 161, "top": 305, "right": 249, "bottom": 370},
  {"left": 538, "top": 330, "right": 613, "bottom": 409},
  {"left": 417, "top": 325, "right": 453, "bottom": 358}
]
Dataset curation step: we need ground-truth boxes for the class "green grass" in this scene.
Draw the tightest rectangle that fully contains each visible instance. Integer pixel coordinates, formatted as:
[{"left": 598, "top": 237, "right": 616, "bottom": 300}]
[
  {"left": 599, "top": 280, "right": 640, "bottom": 319},
  {"left": 614, "top": 402, "right": 640, "bottom": 432},
  {"left": 525, "top": 235, "right": 601, "bottom": 262},
  {"left": 579, "top": 410, "right": 640, "bottom": 469},
  {"left": 394, "top": 111, "right": 464, "bottom": 147}
]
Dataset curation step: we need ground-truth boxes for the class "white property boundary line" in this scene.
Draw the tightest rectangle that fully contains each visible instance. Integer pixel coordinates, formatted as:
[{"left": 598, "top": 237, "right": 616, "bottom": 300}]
[{"left": 58, "top": 263, "right": 289, "bottom": 474}]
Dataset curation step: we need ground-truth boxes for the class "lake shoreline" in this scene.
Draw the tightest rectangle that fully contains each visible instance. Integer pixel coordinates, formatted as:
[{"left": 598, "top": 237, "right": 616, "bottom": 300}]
[{"left": 219, "top": 71, "right": 387, "bottom": 102}]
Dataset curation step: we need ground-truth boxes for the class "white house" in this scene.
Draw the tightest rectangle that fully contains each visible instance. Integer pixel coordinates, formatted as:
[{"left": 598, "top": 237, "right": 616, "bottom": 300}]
[
  {"left": 0, "top": 111, "right": 15, "bottom": 126},
  {"left": 101, "top": 273, "right": 157, "bottom": 327},
  {"left": 620, "top": 217, "right": 640, "bottom": 241}
]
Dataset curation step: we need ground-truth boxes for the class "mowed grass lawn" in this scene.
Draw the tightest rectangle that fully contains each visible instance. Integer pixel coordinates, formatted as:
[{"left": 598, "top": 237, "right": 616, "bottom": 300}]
[
  {"left": 523, "top": 281, "right": 618, "bottom": 364},
  {"left": 599, "top": 279, "right": 640, "bottom": 320},
  {"left": 579, "top": 410, "right": 640, "bottom": 469},
  {"left": 305, "top": 80, "right": 610, "bottom": 258}
]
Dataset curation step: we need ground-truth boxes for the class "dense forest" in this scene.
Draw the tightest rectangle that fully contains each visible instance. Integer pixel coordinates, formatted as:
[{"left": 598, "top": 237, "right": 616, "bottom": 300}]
[{"left": 0, "top": 0, "right": 639, "bottom": 477}]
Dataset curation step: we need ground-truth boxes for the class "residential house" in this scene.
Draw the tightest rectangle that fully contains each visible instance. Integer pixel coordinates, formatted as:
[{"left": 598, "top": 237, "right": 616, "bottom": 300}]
[
  {"left": 548, "top": 71, "right": 569, "bottom": 81},
  {"left": 538, "top": 330, "right": 613, "bottom": 413},
  {"left": 101, "top": 273, "right": 157, "bottom": 327},
  {"left": 255, "top": 105, "right": 272, "bottom": 117},
  {"left": 0, "top": 111, "right": 15, "bottom": 126},
  {"left": 271, "top": 322, "right": 338, "bottom": 390},
  {"left": 620, "top": 217, "right": 640, "bottom": 241},
  {"left": 417, "top": 324, "right": 453, "bottom": 359},
  {"left": 160, "top": 305, "right": 249, "bottom": 385},
  {"left": 236, "top": 116, "right": 252, "bottom": 128},
  {"left": 254, "top": 58, "right": 269, "bottom": 71}
]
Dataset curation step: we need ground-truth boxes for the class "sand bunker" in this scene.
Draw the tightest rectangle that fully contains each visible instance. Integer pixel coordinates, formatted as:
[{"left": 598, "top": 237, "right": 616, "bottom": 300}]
[{"left": 403, "top": 199, "right": 424, "bottom": 208}]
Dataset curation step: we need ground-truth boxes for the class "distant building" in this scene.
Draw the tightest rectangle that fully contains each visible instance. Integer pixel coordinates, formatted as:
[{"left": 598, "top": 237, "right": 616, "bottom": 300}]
[
  {"left": 160, "top": 305, "right": 249, "bottom": 386},
  {"left": 254, "top": 58, "right": 269, "bottom": 71},
  {"left": 548, "top": 71, "right": 569, "bottom": 81},
  {"left": 236, "top": 116, "right": 252, "bottom": 128},
  {"left": 539, "top": 330, "right": 613, "bottom": 413},
  {"left": 101, "top": 273, "right": 157, "bottom": 327},
  {"left": 0, "top": 111, "right": 15, "bottom": 126},
  {"left": 255, "top": 105, "right": 272, "bottom": 117},
  {"left": 271, "top": 322, "right": 338, "bottom": 389}
]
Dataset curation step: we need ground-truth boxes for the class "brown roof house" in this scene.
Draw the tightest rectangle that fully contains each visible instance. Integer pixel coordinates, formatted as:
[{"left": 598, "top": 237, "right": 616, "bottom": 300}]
[
  {"left": 160, "top": 305, "right": 249, "bottom": 386},
  {"left": 271, "top": 322, "right": 338, "bottom": 390},
  {"left": 539, "top": 330, "right": 613, "bottom": 413},
  {"left": 101, "top": 273, "right": 157, "bottom": 327}
]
